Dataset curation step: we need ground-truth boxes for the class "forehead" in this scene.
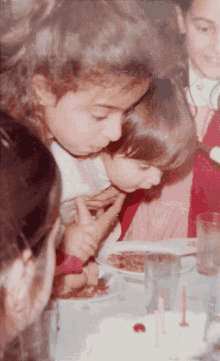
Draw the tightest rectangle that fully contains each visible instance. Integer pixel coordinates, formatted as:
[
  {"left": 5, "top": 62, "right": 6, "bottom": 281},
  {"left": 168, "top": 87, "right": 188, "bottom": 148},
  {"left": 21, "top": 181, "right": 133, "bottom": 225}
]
[
  {"left": 78, "top": 76, "right": 150, "bottom": 110},
  {"left": 189, "top": 0, "right": 220, "bottom": 23}
]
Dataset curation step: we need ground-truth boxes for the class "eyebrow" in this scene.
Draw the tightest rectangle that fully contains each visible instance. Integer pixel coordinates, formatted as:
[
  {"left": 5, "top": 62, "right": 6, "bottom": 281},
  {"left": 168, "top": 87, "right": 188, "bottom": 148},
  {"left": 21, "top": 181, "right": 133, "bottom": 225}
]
[
  {"left": 95, "top": 97, "right": 143, "bottom": 112},
  {"left": 192, "top": 17, "right": 214, "bottom": 25}
]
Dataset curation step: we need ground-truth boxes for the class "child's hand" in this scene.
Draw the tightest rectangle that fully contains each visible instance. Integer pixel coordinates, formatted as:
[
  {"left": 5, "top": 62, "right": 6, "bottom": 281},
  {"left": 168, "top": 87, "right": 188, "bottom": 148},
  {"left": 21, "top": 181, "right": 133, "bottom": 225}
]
[
  {"left": 85, "top": 186, "right": 122, "bottom": 210},
  {"left": 61, "top": 197, "right": 99, "bottom": 262},
  {"left": 61, "top": 192, "right": 125, "bottom": 261},
  {"left": 52, "top": 272, "right": 88, "bottom": 298},
  {"left": 83, "top": 261, "right": 99, "bottom": 286},
  {"left": 94, "top": 192, "right": 126, "bottom": 242}
]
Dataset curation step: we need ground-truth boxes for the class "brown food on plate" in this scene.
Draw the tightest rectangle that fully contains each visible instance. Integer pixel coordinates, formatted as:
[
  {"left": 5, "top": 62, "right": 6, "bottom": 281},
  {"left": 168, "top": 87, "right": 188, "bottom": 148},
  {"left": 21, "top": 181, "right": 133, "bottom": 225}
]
[
  {"left": 108, "top": 251, "right": 145, "bottom": 272},
  {"left": 147, "top": 253, "right": 174, "bottom": 263},
  {"left": 55, "top": 277, "right": 110, "bottom": 300}
]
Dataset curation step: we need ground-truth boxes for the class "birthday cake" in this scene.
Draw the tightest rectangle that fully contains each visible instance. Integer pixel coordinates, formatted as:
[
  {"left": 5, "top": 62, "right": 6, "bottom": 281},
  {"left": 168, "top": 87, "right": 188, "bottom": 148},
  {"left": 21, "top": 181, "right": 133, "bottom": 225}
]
[{"left": 79, "top": 312, "right": 220, "bottom": 361}]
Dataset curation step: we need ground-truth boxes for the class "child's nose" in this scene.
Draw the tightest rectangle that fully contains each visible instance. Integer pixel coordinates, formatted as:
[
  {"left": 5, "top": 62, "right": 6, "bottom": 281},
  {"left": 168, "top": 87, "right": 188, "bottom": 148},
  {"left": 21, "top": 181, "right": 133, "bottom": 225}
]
[
  {"left": 145, "top": 167, "right": 162, "bottom": 187},
  {"left": 105, "top": 114, "right": 122, "bottom": 142}
]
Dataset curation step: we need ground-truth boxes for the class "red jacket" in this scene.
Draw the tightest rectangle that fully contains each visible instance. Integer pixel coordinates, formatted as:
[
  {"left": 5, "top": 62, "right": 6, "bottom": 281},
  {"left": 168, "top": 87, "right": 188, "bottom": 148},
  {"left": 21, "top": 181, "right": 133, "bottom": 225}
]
[{"left": 188, "top": 111, "right": 220, "bottom": 237}]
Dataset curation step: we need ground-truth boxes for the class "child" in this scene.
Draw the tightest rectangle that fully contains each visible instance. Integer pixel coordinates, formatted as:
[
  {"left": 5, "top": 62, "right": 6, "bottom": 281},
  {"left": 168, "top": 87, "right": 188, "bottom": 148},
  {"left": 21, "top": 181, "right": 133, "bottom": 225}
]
[
  {"left": 119, "top": 0, "right": 220, "bottom": 243},
  {"left": 53, "top": 78, "right": 197, "bottom": 297},
  {"left": 176, "top": 0, "right": 220, "bottom": 237},
  {"left": 0, "top": 110, "right": 60, "bottom": 359},
  {"left": 0, "top": 1, "right": 189, "bottom": 288}
]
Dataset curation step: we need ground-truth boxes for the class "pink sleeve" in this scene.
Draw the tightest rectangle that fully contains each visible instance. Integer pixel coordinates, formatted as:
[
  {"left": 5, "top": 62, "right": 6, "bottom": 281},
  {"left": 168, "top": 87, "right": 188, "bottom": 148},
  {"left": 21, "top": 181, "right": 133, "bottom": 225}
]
[
  {"left": 118, "top": 190, "right": 144, "bottom": 242},
  {"left": 122, "top": 171, "right": 193, "bottom": 243}
]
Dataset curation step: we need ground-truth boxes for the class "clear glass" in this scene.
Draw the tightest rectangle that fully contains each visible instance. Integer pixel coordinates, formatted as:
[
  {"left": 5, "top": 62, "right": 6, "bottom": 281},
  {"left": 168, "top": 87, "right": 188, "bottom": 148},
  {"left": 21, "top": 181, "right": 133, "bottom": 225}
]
[
  {"left": 144, "top": 253, "right": 181, "bottom": 313},
  {"left": 19, "top": 300, "right": 58, "bottom": 361},
  {"left": 196, "top": 212, "right": 220, "bottom": 277}
]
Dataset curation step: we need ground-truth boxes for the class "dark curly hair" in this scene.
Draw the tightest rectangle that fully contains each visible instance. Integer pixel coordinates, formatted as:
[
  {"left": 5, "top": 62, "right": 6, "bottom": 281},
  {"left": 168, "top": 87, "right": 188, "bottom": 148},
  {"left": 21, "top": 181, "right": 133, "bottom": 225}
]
[
  {"left": 0, "top": 0, "right": 187, "bottom": 138},
  {"left": 107, "top": 78, "right": 197, "bottom": 170},
  {"left": 0, "top": 110, "right": 58, "bottom": 270}
]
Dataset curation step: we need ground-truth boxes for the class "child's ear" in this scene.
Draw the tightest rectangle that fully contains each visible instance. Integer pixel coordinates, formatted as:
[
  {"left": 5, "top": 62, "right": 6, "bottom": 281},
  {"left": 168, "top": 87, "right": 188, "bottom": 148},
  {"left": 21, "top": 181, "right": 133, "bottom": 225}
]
[
  {"left": 32, "top": 74, "right": 57, "bottom": 107},
  {"left": 6, "top": 249, "right": 36, "bottom": 332},
  {"left": 175, "top": 5, "right": 186, "bottom": 34}
]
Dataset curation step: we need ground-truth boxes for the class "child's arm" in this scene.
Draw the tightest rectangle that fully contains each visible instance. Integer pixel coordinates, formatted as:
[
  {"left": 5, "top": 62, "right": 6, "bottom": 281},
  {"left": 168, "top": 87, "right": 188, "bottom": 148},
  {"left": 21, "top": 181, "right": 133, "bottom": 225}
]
[
  {"left": 83, "top": 261, "right": 99, "bottom": 286},
  {"left": 52, "top": 261, "right": 99, "bottom": 298},
  {"left": 60, "top": 197, "right": 99, "bottom": 262},
  {"left": 61, "top": 193, "right": 126, "bottom": 261}
]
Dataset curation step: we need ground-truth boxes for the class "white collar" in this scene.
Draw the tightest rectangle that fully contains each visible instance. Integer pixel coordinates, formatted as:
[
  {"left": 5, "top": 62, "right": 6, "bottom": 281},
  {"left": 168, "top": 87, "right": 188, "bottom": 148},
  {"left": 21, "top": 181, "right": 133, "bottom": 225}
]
[{"left": 187, "top": 64, "right": 219, "bottom": 110}]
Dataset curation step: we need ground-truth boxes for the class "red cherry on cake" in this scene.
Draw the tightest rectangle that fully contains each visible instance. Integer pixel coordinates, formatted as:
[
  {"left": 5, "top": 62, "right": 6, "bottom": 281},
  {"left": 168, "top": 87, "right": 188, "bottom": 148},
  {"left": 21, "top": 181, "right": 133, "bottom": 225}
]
[{"left": 133, "top": 323, "right": 146, "bottom": 332}]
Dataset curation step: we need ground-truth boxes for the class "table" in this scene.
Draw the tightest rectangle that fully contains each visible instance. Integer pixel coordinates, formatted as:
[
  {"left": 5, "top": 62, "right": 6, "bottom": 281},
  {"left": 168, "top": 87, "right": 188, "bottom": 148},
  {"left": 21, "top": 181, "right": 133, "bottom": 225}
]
[{"left": 50, "top": 258, "right": 220, "bottom": 361}]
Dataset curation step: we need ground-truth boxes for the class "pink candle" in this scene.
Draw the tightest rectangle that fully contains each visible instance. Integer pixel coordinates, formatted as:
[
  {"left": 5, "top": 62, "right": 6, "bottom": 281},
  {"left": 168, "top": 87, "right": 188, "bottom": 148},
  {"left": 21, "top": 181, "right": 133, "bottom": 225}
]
[
  {"left": 180, "top": 285, "right": 188, "bottom": 327},
  {"left": 154, "top": 310, "right": 160, "bottom": 348},
  {"left": 159, "top": 297, "right": 167, "bottom": 335}
]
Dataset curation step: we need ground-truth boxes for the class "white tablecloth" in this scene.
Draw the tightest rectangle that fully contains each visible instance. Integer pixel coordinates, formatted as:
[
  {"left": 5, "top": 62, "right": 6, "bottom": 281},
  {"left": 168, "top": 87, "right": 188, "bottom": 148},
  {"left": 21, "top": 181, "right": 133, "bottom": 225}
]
[{"left": 51, "top": 258, "right": 220, "bottom": 361}]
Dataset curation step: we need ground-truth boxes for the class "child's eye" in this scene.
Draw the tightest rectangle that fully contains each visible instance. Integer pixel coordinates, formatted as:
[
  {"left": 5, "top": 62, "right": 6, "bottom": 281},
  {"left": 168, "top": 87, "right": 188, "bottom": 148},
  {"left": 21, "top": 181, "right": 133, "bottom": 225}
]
[
  {"left": 92, "top": 114, "right": 107, "bottom": 122},
  {"left": 196, "top": 26, "right": 210, "bottom": 33},
  {"left": 194, "top": 21, "right": 214, "bottom": 35},
  {"left": 139, "top": 165, "right": 150, "bottom": 171},
  {"left": 95, "top": 116, "right": 107, "bottom": 121}
]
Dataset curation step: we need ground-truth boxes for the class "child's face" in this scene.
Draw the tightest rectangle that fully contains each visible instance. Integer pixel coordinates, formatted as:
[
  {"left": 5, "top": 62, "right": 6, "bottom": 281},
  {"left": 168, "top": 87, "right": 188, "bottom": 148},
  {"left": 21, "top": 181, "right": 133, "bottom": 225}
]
[
  {"left": 102, "top": 153, "right": 163, "bottom": 193},
  {"left": 42, "top": 78, "right": 150, "bottom": 156},
  {"left": 178, "top": 0, "right": 220, "bottom": 80}
]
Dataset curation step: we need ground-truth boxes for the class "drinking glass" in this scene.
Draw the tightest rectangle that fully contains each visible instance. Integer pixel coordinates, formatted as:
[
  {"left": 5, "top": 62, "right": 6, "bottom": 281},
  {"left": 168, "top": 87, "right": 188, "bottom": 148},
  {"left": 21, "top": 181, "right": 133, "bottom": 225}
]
[
  {"left": 196, "top": 212, "right": 220, "bottom": 277},
  {"left": 19, "top": 300, "right": 58, "bottom": 361},
  {"left": 144, "top": 253, "right": 181, "bottom": 313},
  {"left": 196, "top": 213, "right": 220, "bottom": 342}
]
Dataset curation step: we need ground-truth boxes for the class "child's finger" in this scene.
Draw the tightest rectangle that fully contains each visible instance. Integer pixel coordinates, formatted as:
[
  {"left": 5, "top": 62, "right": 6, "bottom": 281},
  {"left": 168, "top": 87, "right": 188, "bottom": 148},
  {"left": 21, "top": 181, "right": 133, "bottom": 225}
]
[
  {"left": 75, "top": 197, "right": 93, "bottom": 225},
  {"left": 97, "top": 208, "right": 104, "bottom": 217},
  {"left": 95, "top": 193, "right": 126, "bottom": 241}
]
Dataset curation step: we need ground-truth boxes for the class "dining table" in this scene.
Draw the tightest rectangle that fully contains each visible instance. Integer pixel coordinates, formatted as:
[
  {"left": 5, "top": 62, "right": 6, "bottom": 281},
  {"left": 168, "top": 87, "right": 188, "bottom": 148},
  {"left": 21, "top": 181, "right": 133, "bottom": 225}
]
[{"left": 48, "top": 253, "right": 220, "bottom": 361}]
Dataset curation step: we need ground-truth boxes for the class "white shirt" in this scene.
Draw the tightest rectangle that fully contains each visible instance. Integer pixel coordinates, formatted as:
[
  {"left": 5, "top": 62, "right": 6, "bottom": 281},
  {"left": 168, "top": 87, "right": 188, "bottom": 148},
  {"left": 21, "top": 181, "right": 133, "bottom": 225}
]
[
  {"left": 51, "top": 141, "right": 121, "bottom": 243},
  {"left": 187, "top": 65, "right": 219, "bottom": 110}
]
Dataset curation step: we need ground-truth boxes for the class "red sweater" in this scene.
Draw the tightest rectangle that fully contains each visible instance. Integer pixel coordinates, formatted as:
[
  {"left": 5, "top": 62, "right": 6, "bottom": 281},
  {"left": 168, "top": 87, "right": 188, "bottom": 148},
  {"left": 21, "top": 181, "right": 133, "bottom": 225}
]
[{"left": 188, "top": 111, "right": 220, "bottom": 237}]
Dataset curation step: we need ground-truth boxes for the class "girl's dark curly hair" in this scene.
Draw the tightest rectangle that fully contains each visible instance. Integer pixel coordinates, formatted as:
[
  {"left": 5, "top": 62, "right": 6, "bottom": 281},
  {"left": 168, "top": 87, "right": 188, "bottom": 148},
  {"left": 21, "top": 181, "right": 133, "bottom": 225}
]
[{"left": 0, "top": 110, "right": 58, "bottom": 270}]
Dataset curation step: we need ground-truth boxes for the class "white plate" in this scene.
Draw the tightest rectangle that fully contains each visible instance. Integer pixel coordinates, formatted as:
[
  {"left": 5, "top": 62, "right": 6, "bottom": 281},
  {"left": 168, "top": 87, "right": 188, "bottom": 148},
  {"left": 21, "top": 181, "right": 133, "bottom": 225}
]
[
  {"left": 97, "top": 240, "right": 196, "bottom": 281},
  {"left": 55, "top": 269, "right": 126, "bottom": 314}
]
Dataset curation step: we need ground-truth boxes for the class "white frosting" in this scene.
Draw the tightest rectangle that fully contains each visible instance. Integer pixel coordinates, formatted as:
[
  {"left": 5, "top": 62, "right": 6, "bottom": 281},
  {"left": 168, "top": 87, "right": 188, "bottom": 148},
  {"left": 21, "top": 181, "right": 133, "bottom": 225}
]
[
  {"left": 210, "top": 146, "right": 220, "bottom": 165},
  {"left": 80, "top": 312, "right": 220, "bottom": 361}
]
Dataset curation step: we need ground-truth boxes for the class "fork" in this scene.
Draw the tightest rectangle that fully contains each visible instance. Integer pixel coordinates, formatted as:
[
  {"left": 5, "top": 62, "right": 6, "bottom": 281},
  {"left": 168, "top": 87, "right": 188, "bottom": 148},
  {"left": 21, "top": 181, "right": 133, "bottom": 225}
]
[{"left": 99, "top": 272, "right": 112, "bottom": 286}]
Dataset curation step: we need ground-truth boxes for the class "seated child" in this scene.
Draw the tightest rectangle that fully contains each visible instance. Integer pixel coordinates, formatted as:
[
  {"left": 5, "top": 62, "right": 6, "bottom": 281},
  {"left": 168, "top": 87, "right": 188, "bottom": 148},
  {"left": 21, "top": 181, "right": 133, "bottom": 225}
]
[
  {"left": 0, "top": 0, "right": 194, "bottom": 296},
  {"left": 0, "top": 110, "right": 60, "bottom": 359},
  {"left": 53, "top": 79, "right": 197, "bottom": 297},
  {"left": 0, "top": 110, "right": 100, "bottom": 358}
]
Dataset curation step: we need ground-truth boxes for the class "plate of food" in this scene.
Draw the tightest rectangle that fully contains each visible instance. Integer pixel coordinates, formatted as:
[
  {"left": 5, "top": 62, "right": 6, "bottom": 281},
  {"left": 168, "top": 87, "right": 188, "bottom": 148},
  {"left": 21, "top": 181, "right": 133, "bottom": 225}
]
[
  {"left": 97, "top": 241, "right": 196, "bottom": 282},
  {"left": 54, "top": 268, "right": 126, "bottom": 314}
]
